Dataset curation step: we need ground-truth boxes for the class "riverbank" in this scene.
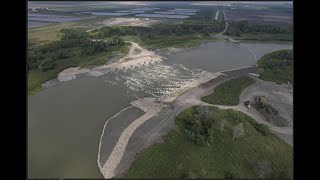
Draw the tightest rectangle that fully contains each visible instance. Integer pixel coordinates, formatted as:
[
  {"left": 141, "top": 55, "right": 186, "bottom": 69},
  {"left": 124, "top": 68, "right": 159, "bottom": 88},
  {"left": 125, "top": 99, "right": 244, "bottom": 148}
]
[
  {"left": 33, "top": 39, "right": 292, "bottom": 94},
  {"left": 38, "top": 41, "right": 165, "bottom": 90},
  {"left": 28, "top": 42, "right": 130, "bottom": 95},
  {"left": 228, "top": 32, "right": 293, "bottom": 42},
  {"left": 30, "top": 39, "right": 293, "bottom": 179}
]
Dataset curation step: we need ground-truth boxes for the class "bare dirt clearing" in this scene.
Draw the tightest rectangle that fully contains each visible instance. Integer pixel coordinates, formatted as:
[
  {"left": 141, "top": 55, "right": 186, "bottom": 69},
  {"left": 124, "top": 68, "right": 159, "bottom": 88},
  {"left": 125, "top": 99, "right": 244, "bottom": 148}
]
[
  {"left": 214, "top": 75, "right": 293, "bottom": 145},
  {"left": 240, "top": 77, "right": 293, "bottom": 127},
  {"left": 93, "top": 41, "right": 165, "bottom": 72},
  {"left": 101, "top": 17, "right": 160, "bottom": 27}
]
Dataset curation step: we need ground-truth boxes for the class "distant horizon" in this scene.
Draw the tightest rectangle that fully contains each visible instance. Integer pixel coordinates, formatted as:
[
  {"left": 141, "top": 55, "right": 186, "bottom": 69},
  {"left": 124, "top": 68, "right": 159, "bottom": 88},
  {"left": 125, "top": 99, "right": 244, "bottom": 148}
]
[{"left": 28, "top": 1, "right": 293, "bottom": 8}]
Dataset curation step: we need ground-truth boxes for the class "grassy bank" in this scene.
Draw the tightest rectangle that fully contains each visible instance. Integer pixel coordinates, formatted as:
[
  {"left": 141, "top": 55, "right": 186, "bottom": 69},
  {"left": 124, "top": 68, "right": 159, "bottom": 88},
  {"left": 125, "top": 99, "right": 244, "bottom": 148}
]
[
  {"left": 229, "top": 32, "right": 293, "bottom": 42},
  {"left": 127, "top": 106, "right": 293, "bottom": 178},
  {"left": 257, "top": 49, "right": 293, "bottom": 83},
  {"left": 28, "top": 43, "right": 129, "bottom": 95},
  {"left": 201, "top": 77, "right": 255, "bottom": 105}
]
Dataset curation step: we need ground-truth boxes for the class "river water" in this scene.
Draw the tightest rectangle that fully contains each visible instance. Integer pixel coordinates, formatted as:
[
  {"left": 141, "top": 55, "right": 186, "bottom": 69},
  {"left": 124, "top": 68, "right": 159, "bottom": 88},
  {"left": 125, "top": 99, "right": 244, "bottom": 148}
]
[
  {"left": 166, "top": 41, "right": 292, "bottom": 72},
  {"left": 28, "top": 41, "right": 292, "bottom": 178}
]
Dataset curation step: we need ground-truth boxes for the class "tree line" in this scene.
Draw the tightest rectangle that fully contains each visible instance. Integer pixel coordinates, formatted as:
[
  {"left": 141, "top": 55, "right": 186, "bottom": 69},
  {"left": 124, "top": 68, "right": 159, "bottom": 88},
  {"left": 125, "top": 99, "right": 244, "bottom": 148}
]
[
  {"left": 257, "top": 49, "right": 293, "bottom": 83},
  {"left": 257, "top": 49, "right": 293, "bottom": 69},
  {"left": 91, "top": 19, "right": 225, "bottom": 39},
  {"left": 176, "top": 105, "right": 271, "bottom": 146},
  {"left": 28, "top": 29, "right": 125, "bottom": 72},
  {"left": 225, "top": 20, "right": 293, "bottom": 36}
]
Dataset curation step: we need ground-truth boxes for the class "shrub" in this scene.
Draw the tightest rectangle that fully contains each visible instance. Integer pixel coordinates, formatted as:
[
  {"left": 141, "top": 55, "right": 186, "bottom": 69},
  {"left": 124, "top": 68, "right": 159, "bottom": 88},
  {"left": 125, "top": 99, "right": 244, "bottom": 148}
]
[
  {"left": 37, "top": 58, "right": 56, "bottom": 72},
  {"left": 224, "top": 171, "right": 240, "bottom": 179},
  {"left": 257, "top": 49, "right": 293, "bottom": 83},
  {"left": 183, "top": 171, "right": 198, "bottom": 179},
  {"left": 252, "top": 122, "right": 269, "bottom": 136}
]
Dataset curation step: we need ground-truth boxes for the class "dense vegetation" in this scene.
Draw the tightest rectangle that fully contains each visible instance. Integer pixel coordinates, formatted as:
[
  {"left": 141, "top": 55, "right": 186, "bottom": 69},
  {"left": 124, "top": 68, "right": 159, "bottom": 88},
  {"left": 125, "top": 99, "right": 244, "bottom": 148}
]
[
  {"left": 257, "top": 49, "right": 293, "bottom": 83},
  {"left": 139, "top": 34, "right": 209, "bottom": 50},
  {"left": 225, "top": 21, "right": 293, "bottom": 41},
  {"left": 28, "top": 16, "right": 106, "bottom": 49},
  {"left": 127, "top": 106, "right": 293, "bottom": 178},
  {"left": 202, "top": 77, "right": 255, "bottom": 105},
  {"left": 28, "top": 7, "right": 292, "bottom": 95},
  {"left": 27, "top": 14, "right": 226, "bottom": 95},
  {"left": 90, "top": 17, "right": 225, "bottom": 40},
  {"left": 28, "top": 28, "right": 129, "bottom": 95},
  {"left": 28, "top": 29, "right": 125, "bottom": 72}
]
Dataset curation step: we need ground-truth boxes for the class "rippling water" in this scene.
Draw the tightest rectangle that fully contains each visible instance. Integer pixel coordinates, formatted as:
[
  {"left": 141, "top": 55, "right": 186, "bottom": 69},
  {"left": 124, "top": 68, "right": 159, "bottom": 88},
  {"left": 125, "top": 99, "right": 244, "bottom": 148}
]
[{"left": 100, "top": 63, "right": 207, "bottom": 99}]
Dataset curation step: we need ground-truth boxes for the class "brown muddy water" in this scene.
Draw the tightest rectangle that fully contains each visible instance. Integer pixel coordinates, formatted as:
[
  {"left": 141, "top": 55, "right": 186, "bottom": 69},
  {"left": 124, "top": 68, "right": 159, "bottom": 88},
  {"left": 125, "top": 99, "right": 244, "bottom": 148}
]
[
  {"left": 28, "top": 41, "right": 292, "bottom": 178},
  {"left": 28, "top": 77, "right": 130, "bottom": 178}
]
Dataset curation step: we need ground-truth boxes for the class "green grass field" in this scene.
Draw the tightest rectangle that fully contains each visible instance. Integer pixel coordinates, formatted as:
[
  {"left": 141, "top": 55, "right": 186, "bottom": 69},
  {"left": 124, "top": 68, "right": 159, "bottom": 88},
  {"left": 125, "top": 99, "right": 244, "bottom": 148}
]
[
  {"left": 259, "top": 65, "right": 293, "bottom": 83},
  {"left": 28, "top": 17, "right": 105, "bottom": 49},
  {"left": 201, "top": 77, "right": 256, "bottom": 105},
  {"left": 230, "top": 32, "right": 293, "bottom": 42},
  {"left": 127, "top": 106, "right": 293, "bottom": 179},
  {"left": 139, "top": 34, "right": 217, "bottom": 50}
]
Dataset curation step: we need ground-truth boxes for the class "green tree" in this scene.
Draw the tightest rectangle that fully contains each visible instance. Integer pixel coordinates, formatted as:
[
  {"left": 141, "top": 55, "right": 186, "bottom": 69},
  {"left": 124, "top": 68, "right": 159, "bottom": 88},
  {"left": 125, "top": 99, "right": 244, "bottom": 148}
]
[{"left": 37, "top": 58, "right": 55, "bottom": 72}]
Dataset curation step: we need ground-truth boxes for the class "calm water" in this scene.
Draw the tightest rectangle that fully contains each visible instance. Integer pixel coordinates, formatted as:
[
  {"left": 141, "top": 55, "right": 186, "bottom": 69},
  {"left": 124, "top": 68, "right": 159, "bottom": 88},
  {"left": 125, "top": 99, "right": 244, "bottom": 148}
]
[
  {"left": 28, "top": 13, "right": 90, "bottom": 28},
  {"left": 28, "top": 41, "right": 292, "bottom": 178},
  {"left": 82, "top": 12, "right": 131, "bottom": 16},
  {"left": 166, "top": 41, "right": 292, "bottom": 72},
  {"left": 135, "top": 13, "right": 190, "bottom": 19},
  {"left": 28, "top": 77, "right": 130, "bottom": 178},
  {"left": 28, "top": 20, "right": 56, "bottom": 28}
]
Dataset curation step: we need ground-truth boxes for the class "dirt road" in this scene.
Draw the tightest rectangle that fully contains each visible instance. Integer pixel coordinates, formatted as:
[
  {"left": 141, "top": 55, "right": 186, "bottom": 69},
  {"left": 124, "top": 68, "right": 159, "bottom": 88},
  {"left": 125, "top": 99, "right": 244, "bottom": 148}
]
[{"left": 215, "top": 10, "right": 240, "bottom": 43}]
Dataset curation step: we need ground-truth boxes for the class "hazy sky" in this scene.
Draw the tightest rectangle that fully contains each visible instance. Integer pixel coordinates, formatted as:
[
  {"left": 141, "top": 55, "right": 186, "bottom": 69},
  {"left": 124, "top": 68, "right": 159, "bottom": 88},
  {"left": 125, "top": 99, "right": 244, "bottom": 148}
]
[{"left": 28, "top": 1, "right": 293, "bottom": 8}]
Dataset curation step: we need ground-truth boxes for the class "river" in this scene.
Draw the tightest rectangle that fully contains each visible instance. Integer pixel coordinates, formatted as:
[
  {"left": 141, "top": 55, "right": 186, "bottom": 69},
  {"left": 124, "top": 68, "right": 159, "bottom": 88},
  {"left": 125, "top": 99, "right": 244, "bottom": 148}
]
[
  {"left": 28, "top": 41, "right": 292, "bottom": 178},
  {"left": 166, "top": 41, "right": 292, "bottom": 72}
]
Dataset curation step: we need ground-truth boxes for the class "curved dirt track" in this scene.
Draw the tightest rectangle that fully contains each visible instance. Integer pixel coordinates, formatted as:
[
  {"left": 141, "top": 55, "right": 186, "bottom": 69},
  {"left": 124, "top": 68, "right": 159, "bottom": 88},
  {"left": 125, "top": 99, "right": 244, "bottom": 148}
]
[
  {"left": 214, "top": 104, "right": 293, "bottom": 144},
  {"left": 211, "top": 76, "right": 293, "bottom": 145}
]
